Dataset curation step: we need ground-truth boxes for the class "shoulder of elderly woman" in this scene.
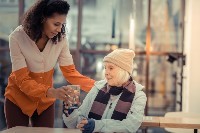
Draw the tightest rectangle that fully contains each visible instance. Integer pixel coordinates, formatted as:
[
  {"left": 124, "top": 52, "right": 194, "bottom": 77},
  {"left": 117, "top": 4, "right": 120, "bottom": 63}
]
[
  {"left": 93, "top": 79, "right": 107, "bottom": 90},
  {"left": 133, "top": 80, "right": 145, "bottom": 92}
]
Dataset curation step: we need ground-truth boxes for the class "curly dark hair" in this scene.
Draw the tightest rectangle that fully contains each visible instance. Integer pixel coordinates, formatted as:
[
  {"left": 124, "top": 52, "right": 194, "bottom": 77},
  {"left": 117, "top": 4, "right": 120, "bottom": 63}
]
[{"left": 22, "top": 0, "right": 70, "bottom": 43}]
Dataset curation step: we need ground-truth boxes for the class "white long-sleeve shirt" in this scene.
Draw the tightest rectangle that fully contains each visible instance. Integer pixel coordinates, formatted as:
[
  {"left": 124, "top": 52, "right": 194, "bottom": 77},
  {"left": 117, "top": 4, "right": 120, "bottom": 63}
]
[{"left": 63, "top": 80, "right": 147, "bottom": 133}]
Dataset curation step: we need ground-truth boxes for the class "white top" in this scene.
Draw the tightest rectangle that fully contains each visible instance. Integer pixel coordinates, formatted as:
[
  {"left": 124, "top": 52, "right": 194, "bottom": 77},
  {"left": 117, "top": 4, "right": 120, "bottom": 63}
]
[{"left": 9, "top": 25, "right": 73, "bottom": 73}]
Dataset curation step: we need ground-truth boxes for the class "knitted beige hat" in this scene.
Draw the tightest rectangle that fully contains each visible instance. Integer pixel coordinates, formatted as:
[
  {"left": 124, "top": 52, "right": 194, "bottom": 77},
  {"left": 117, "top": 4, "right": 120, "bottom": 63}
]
[{"left": 103, "top": 48, "right": 135, "bottom": 74}]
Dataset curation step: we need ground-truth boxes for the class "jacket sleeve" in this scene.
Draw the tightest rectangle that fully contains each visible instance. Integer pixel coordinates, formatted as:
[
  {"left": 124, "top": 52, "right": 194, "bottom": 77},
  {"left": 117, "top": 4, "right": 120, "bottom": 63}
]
[
  {"left": 62, "top": 85, "right": 98, "bottom": 128},
  {"left": 9, "top": 35, "right": 50, "bottom": 98},
  {"left": 93, "top": 90, "right": 147, "bottom": 133},
  {"left": 58, "top": 38, "right": 95, "bottom": 92}
]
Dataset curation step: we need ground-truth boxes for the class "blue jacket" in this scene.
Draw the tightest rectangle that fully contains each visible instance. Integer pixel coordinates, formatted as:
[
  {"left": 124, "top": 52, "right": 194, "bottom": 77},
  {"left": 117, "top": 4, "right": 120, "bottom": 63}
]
[{"left": 63, "top": 80, "right": 147, "bottom": 133}]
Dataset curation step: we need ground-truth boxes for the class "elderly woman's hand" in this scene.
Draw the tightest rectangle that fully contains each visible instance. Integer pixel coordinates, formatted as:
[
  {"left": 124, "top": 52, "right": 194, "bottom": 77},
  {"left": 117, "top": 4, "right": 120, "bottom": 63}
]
[
  {"left": 63, "top": 101, "right": 79, "bottom": 117},
  {"left": 77, "top": 118, "right": 95, "bottom": 133},
  {"left": 63, "top": 101, "right": 69, "bottom": 116}
]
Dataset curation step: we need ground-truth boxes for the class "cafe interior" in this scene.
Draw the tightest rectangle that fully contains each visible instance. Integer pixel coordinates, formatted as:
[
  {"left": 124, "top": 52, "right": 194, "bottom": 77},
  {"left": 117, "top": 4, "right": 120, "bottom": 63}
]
[{"left": 0, "top": 0, "right": 200, "bottom": 132}]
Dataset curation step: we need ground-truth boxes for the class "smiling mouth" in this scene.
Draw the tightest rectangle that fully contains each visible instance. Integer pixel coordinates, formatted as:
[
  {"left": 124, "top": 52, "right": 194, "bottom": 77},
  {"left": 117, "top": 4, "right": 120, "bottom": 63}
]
[{"left": 52, "top": 33, "right": 57, "bottom": 36}]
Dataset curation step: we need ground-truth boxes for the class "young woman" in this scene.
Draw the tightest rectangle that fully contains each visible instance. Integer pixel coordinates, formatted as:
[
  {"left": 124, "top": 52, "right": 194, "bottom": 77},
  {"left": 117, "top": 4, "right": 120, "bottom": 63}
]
[
  {"left": 63, "top": 49, "right": 147, "bottom": 133},
  {"left": 4, "top": 0, "right": 94, "bottom": 128}
]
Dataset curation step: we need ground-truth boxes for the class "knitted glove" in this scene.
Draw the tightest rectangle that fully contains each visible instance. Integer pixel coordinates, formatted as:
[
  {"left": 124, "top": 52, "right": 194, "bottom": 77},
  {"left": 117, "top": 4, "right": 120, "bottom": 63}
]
[
  {"left": 63, "top": 102, "right": 78, "bottom": 117},
  {"left": 82, "top": 119, "right": 95, "bottom": 133}
]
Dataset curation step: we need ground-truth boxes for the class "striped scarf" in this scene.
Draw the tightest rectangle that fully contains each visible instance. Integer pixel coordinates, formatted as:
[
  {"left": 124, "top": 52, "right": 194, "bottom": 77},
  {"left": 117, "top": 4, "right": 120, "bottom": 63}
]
[{"left": 88, "top": 79, "right": 136, "bottom": 121}]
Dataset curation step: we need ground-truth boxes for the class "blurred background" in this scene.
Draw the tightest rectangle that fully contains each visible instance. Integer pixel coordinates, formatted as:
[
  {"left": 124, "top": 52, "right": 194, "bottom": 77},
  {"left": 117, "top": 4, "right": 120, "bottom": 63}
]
[{"left": 0, "top": 0, "right": 199, "bottom": 132}]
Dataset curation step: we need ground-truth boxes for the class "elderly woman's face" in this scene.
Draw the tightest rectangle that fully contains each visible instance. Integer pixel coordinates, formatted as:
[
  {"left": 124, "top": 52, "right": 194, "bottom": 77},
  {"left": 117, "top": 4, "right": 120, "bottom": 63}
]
[
  {"left": 104, "top": 62, "right": 120, "bottom": 86},
  {"left": 43, "top": 13, "right": 66, "bottom": 39}
]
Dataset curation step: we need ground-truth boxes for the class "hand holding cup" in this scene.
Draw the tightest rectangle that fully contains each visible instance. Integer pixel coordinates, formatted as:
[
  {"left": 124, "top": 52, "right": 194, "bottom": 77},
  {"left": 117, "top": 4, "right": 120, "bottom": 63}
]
[{"left": 62, "top": 85, "right": 81, "bottom": 106}]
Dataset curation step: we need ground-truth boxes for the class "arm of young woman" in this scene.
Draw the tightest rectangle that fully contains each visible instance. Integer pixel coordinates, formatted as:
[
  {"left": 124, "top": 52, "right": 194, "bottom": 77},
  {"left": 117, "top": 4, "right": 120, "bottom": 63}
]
[{"left": 58, "top": 39, "right": 95, "bottom": 93}]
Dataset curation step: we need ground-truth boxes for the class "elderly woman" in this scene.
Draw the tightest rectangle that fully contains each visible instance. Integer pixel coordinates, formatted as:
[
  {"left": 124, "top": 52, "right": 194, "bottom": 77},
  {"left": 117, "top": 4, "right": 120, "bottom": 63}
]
[{"left": 63, "top": 49, "right": 147, "bottom": 133}]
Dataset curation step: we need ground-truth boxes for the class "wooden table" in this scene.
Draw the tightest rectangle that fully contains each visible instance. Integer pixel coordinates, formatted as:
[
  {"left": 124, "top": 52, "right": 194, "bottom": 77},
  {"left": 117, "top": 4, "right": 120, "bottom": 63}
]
[
  {"left": 159, "top": 117, "right": 200, "bottom": 133},
  {"left": 2, "top": 117, "right": 200, "bottom": 133},
  {"left": 141, "top": 116, "right": 160, "bottom": 127},
  {"left": 1, "top": 126, "right": 81, "bottom": 133},
  {"left": 141, "top": 116, "right": 200, "bottom": 133}
]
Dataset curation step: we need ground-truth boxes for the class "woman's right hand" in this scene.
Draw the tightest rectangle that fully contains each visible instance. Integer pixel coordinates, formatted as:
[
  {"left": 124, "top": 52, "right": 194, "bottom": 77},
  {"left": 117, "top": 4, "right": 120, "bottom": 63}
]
[{"left": 46, "top": 87, "right": 73, "bottom": 103}]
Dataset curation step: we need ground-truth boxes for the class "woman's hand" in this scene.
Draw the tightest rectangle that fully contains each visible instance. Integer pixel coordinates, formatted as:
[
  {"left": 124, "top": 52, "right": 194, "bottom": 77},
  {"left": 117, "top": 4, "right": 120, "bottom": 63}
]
[
  {"left": 63, "top": 101, "right": 79, "bottom": 117},
  {"left": 63, "top": 101, "right": 70, "bottom": 116},
  {"left": 77, "top": 118, "right": 95, "bottom": 133},
  {"left": 46, "top": 86, "right": 74, "bottom": 103},
  {"left": 63, "top": 86, "right": 81, "bottom": 106},
  {"left": 77, "top": 118, "right": 88, "bottom": 131}
]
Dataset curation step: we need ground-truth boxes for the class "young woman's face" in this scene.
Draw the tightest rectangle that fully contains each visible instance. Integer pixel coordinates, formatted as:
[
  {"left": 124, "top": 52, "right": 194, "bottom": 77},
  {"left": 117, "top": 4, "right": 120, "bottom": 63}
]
[
  {"left": 43, "top": 13, "right": 66, "bottom": 39},
  {"left": 104, "top": 62, "right": 120, "bottom": 86}
]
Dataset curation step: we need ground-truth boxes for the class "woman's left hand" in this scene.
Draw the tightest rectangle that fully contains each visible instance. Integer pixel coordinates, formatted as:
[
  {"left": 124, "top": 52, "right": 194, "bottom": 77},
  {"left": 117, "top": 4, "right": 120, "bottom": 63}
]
[
  {"left": 77, "top": 118, "right": 87, "bottom": 130},
  {"left": 77, "top": 118, "right": 95, "bottom": 133}
]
